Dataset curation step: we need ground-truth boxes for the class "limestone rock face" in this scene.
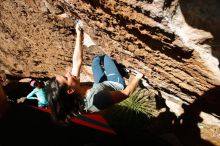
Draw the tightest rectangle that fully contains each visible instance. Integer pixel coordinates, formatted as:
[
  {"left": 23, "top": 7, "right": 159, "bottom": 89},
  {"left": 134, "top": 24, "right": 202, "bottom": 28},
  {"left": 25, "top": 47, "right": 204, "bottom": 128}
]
[{"left": 0, "top": 0, "right": 220, "bottom": 117}]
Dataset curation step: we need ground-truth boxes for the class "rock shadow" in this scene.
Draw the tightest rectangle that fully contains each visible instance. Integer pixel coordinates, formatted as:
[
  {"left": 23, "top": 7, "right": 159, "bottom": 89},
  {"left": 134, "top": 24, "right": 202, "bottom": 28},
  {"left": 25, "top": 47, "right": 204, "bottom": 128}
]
[
  {"left": 167, "top": 86, "right": 220, "bottom": 146},
  {"left": 101, "top": 104, "right": 171, "bottom": 146},
  {"left": 179, "top": 0, "right": 220, "bottom": 68}
]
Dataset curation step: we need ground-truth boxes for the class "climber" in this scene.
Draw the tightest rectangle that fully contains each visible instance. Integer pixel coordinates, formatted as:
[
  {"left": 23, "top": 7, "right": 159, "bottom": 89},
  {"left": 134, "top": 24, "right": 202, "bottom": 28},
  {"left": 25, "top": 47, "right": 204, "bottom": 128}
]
[
  {"left": 45, "top": 20, "right": 144, "bottom": 124},
  {"left": 17, "top": 79, "right": 48, "bottom": 108}
]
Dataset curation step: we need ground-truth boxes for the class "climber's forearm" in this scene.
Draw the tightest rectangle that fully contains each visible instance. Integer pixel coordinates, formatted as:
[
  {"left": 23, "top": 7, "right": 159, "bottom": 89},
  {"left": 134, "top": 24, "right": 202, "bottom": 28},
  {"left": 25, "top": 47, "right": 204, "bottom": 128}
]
[
  {"left": 71, "top": 27, "right": 84, "bottom": 77},
  {"left": 122, "top": 77, "right": 141, "bottom": 96},
  {"left": 73, "top": 32, "right": 83, "bottom": 64},
  {"left": 110, "top": 76, "right": 141, "bottom": 104}
]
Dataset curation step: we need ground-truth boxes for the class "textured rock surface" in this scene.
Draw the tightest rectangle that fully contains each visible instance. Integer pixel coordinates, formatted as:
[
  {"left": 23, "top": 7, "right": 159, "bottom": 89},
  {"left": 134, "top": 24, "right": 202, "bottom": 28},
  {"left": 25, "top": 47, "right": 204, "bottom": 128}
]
[
  {"left": 0, "top": 0, "right": 220, "bottom": 124},
  {"left": 1, "top": 0, "right": 220, "bottom": 145}
]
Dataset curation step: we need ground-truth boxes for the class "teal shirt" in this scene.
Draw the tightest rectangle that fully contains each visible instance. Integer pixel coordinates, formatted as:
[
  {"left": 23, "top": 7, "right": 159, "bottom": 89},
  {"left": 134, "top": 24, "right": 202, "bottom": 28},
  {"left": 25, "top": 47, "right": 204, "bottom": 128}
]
[{"left": 26, "top": 88, "right": 48, "bottom": 107}]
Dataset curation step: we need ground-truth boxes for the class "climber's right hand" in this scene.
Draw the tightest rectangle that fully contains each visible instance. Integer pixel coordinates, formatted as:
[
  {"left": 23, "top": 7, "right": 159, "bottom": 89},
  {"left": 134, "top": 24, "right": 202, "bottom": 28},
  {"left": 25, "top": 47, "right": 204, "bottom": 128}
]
[{"left": 75, "top": 19, "right": 84, "bottom": 34}]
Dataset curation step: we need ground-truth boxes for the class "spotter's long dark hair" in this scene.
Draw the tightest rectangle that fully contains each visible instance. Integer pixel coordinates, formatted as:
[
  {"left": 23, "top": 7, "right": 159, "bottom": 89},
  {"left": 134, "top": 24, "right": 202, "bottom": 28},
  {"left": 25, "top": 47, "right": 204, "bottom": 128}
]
[{"left": 45, "top": 77, "right": 85, "bottom": 124}]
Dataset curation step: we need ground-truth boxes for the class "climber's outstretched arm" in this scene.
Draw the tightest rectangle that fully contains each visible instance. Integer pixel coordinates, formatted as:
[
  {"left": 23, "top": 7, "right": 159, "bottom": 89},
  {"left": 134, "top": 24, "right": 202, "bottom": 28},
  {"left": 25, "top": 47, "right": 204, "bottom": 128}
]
[
  {"left": 109, "top": 72, "right": 143, "bottom": 103},
  {"left": 71, "top": 21, "right": 84, "bottom": 78}
]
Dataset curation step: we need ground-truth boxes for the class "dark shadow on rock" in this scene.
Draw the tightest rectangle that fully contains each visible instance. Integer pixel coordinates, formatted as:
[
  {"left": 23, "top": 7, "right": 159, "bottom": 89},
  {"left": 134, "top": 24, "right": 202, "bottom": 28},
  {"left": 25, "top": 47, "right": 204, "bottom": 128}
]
[
  {"left": 145, "top": 92, "right": 181, "bottom": 145},
  {"left": 179, "top": 0, "right": 220, "bottom": 68},
  {"left": 142, "top": 89, "right": 216, "bottom": 146},
  {"left": 101, "top": 104, "right": 172, "bottom": 146},
  {"left": 174, "top": 103, "right": 214, "bottom": 146},
  {"left": 163, "top": 0, "right": 176, "bottom": 10},
  {"left": 173, "top": 86, "right": 220, "bottom": 146},
  {"left": 155, "top": 90, "right": 169, "bottom": 110},
  {"left": 198, "top": 85, "right": 220, "bottom": 118}
]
